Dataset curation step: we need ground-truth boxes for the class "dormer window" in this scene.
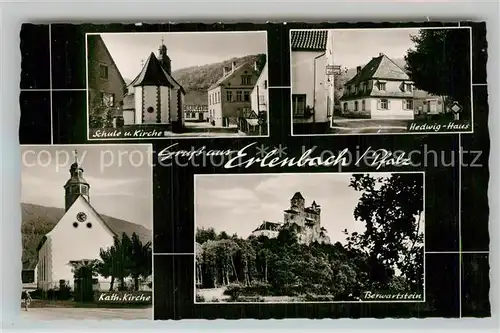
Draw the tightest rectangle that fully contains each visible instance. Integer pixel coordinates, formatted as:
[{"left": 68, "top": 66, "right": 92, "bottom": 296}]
[
  {"left": 377, "top": 81, "right": 386, "bottom": 91},
  {"left": 405, "top": 83, "right": 413, "bottom": 92}
]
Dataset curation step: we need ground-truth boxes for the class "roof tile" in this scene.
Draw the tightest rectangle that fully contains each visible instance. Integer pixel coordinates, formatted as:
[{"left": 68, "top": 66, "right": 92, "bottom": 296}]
[{"left": 291, "top": 30, "right": 328, "bottom": 51}]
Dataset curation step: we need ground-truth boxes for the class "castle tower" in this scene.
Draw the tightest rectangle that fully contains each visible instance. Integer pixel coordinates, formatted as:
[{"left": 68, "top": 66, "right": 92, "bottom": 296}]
[
  {"left": 158, "top": 39, "right": 172, "bottom": 75},
  {"left": 311, "top": 200, "right": 321, "bottom": 214},
  {"left": 290, "top": 192, "right": 305, "bottom": 211},
  {"left": 311, "top": 200, "right": 321, "bottom": 225},
  {"left": 64, "top": 150, "right": 90, "bottom": 211}
]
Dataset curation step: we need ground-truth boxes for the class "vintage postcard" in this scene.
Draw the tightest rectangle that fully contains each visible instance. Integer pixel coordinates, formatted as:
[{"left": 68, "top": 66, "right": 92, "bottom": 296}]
[
  {"left": 18, "top": 22, "right": 490, "bottom": 320},
  {"left": 194, "top": 172, "right": 425, "bottom": 304},
  {"left": 86, "top": 31, "right": 269, "bottom": 140},
  {"left": 20, "top": 145, "right": 153, "bottom": 319},
  {"left": 290, "top": 27, "right": 474, "bottom": 135}
]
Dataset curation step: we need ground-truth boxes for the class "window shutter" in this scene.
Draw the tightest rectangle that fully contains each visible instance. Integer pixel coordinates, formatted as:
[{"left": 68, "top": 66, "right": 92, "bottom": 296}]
[
  {"left": 400, "top": 82, "right": 404, "bottom": 92},
  {"left": 387, "top": 100, "right": 391, "bottom": 109},
  {"left": 377, "top": 100, "right": 381, "bottom": 110},
  {"left": 402, "top": 100, "right": 405, "bottom": 109}
]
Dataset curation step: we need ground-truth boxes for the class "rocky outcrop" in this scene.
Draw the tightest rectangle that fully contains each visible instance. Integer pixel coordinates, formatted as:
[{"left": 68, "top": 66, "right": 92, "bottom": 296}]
[{"left": 296, "top": 224, "right": 331, "bottom": 245}]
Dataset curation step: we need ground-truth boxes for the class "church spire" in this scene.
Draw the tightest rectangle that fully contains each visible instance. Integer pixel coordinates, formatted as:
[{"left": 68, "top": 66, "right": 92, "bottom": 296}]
[
  {"left": 158, "top": 37, "right": 171, "bottom": 75},
  {"left": 64, "top": 149, "right": 90, "bottom": 211},
  {"left": 73, "top": 149, "right": 79, "bottom": 165}
]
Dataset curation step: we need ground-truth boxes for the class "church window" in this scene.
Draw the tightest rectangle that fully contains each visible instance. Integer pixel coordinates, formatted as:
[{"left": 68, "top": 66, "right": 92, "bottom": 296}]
[
  {"left": 86, "top": 223, "right": 92, "bottom": 228},
  {"left": 226, "top": 91, "right": 232, "bottom": 102},
  {"left": 244, "top": 91, "right": 250, "bottom": 102},
  {"left": 236, "top": 91, "right": 242, "bottom": 101},
  {"left": 73, "top": 222, "right": 78, "bottom": 228},
  {"left": 99, "top": 64, "right": 108, "bottom": 79},
  {"left": 147, "top": 106, "right": 154, "bottom": 113}
]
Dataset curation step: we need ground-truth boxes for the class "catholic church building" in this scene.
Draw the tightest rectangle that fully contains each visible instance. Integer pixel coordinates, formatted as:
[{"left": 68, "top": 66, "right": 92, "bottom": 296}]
[
  {"left": 123, "top": 42, "right": 186, "bottom": 131},
  {"left": 35, "top": 154, "right": 152, "bottom": 291},
  {"left": 252, "top": 192, "right": 331, "bottom": 245}
]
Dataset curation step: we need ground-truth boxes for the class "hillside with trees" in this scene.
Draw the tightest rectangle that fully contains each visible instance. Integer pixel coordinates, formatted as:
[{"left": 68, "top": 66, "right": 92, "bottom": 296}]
[
  {"left": 196, "top": 173, "right": 424, "bottom": 303},
  {"left": 21, "top": 203, "right": 151, "bottom": 268},
  {"left": 122, "top": 54, "right": 266, "bottom": 106},
  {"left": 172, "top": 54, "right": 266, "bottom": 91}
]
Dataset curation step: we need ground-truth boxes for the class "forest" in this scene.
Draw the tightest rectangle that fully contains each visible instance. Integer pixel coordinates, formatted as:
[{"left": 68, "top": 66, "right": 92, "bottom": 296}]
[{"left": 196, "top": 173, "right": 424, "bottom": 302}]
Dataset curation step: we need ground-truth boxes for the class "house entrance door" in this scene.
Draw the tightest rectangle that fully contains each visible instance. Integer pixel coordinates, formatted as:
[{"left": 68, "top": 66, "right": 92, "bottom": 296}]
[{"left": 428, "top": 100, "right": 437, "bottom": 114}]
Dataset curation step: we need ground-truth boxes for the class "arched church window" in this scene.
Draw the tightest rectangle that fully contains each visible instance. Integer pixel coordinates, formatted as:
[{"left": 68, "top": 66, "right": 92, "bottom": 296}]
[{"left": 147, "top": 106, "right": 154, "bottom": 113}]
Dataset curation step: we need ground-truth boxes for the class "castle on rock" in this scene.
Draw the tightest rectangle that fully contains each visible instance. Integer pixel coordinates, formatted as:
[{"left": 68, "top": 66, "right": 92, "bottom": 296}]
[{"left": 252, "top": 192, "right": 331, "bottom": 245}]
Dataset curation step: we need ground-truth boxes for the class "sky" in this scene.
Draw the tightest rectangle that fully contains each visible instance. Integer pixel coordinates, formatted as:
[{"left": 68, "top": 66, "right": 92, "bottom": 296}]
[
  {"left": 21, "top": 145, "right": 153, "bottom": 229},
  {"left": 332, "top": 28, "right": 423, "bottom": 69},
  {"left": 195, "top": 173, "right": 421, "bottom": 245},
  {"left": 95, "top": 31, "right": 268, "bottom": 81}
]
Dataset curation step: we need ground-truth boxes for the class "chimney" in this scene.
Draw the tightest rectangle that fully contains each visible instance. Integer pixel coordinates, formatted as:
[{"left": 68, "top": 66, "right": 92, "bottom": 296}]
[
  {"left": 254, "top": 61, "right": 258, "bottom": 71},
  {"left": 379, "top": 52, "right": 384, "bottom": 57},
  {"left": 232, "top": 61, "right": 236, "bottom": 72},
  {"left": 356, "top": 66, "right": 361, "bottom": 74},
  {"left": 223, "top": 67, "right": 227, "bottom": 77}
]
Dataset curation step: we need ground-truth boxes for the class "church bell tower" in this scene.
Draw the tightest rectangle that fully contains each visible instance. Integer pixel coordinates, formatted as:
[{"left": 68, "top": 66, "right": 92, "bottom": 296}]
[
  {"left": 64, "top": 150, "right": 90, "bottom": 211},
  {"left": 158, "top": 38, "right": 171, "bottom": 74}
]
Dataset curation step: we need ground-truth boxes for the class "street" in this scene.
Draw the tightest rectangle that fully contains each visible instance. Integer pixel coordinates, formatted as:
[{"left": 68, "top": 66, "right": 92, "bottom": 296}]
[{"left": 19, "top": 307, "right": 152, "bottom": 320}]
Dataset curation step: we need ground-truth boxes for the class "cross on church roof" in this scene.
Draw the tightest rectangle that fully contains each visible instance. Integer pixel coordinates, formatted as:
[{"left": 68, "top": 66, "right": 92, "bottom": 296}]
[
  {"left": 161, "top": 36, "right": 164, "bottom": 45},
  {"left": 74, "top": 149, "right": 78, "bottom": 163}
]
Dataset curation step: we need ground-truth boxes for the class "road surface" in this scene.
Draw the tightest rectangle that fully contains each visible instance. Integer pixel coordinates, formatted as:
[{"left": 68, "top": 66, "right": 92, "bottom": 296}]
[{"left": 19, "top": 307, "right": 152, "bottom": 320}]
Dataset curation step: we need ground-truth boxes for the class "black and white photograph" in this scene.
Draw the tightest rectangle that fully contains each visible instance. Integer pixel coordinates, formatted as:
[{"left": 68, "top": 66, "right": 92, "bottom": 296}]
[
  {"left": 86, "top": 31, "right": 269, "bottom": 140},
  {"left": 194, "top": 172, "right": 425, "bottom": 303},
  {"left": 291, "top": 27, "right": 472, "bottom": 135},
  {"left": 20, "top": 145, "right": 153, "bottom": 320}
]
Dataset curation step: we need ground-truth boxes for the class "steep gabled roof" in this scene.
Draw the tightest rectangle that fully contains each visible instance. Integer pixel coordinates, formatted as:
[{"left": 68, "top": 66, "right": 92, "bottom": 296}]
[
  {"left": 291, "top": 30, "right": 328, "bottom": 51},
  {"left": 346, "top": 54, "right": 410, "bottom": 85},
  {"left": 35, "top": 196, "right": 152, "bottom": 252},
  {"left": 292, "top": 192, "right": 304, "bottom": 200},
  {"left": 88, "top": 35, "right": 127, "bottom": 89},
  {"left": 208, "top": 62, "right": 255, "bottom": 90},
  {"left": 130, "top": 52, "right": 186, "bottom": 94}
]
